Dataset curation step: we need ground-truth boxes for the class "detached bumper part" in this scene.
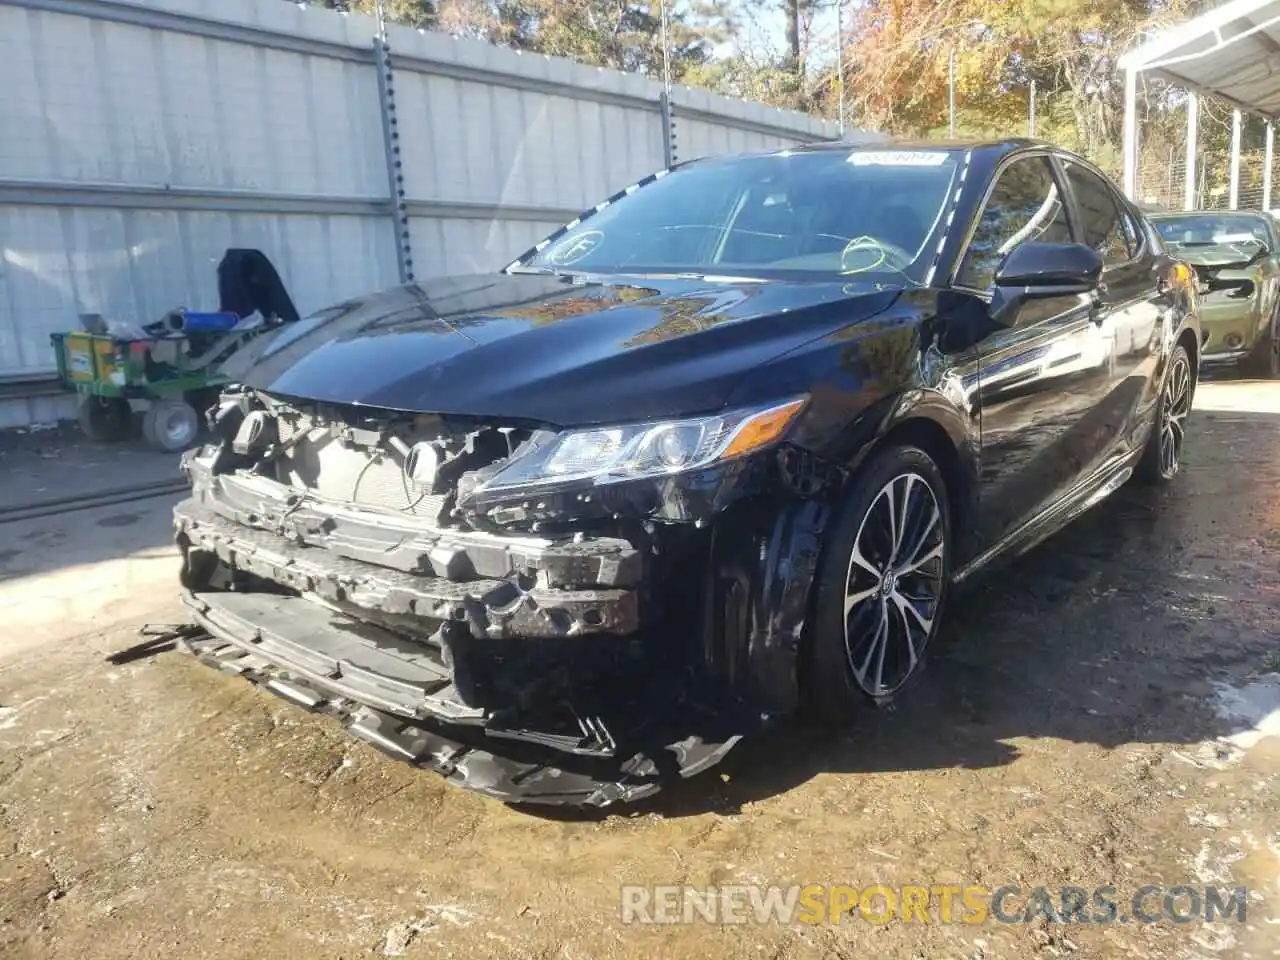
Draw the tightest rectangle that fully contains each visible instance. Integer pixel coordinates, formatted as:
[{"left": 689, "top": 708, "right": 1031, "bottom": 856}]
[{"left": 179, "top": 590, "right": 739, "bottom": 805}]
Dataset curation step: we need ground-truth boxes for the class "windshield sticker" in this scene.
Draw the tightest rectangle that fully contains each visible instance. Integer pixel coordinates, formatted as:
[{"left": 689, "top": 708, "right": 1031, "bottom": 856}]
[
  {"left": 546, "top": 230, "right": 603, "bottom": 265},
  {"left": 1212, "top": 233, "right": 1258, "bottom": 244},
  {"left": 840, "top": 237, "right": 888, "bottom": 274},
  {"left": 848, "top": 150, "right": 949, "bottom": 167}
]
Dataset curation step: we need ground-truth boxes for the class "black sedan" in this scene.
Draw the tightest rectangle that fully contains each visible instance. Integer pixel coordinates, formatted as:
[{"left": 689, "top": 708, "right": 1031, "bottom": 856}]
[{"left": 175, "top": 138, "right": 1201, "bottom": 805}]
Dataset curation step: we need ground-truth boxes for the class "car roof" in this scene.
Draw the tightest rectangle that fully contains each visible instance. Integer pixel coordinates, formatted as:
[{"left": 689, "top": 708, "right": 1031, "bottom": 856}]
[
  {"left": 1148, "top": 209, "right": 1270, "bottom": 219},
  {"left": 788, "top": 136, "right": 1044, "bottom": 158}
]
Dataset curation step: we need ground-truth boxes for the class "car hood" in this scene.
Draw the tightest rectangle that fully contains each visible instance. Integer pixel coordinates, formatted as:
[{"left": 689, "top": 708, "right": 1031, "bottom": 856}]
[
  {"left": 225, "top": 273, "right": 903, "bottom": 426},
  {"left": 1170, "top": 244, "right": 1267, "bottom": 270}
]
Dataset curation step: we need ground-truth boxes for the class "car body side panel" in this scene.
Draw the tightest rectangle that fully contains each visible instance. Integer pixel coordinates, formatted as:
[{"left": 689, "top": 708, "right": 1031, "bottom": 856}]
[
  {"left": 969, "top": 296, "right": 1112, "bottom": 549},
  {"left": 1087, "top": 245, "right": 1163, "bottom": 465},
  {"left": 729, "top": 289, "right": 982, "bottom": 556},
  {"left": 704, "top": 291, "right": 986, "bottom": 712}
]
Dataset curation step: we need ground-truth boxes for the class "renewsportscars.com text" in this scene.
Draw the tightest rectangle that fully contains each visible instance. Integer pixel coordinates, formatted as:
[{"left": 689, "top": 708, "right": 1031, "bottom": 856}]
[{"left": 620, "top": 884, "right": 1249, "bottom": 926}]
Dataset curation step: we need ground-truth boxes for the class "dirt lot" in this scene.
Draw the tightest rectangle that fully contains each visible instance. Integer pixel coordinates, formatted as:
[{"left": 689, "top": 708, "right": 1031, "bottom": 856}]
[{"left": 0, "top": 381, "right": 1277, "bottom": 960}]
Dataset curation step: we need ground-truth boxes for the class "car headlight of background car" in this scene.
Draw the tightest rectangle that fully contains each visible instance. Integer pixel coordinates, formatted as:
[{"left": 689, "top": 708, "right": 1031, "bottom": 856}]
[{"left": 478, "top": 397, "right": 807, "bottom": 492}]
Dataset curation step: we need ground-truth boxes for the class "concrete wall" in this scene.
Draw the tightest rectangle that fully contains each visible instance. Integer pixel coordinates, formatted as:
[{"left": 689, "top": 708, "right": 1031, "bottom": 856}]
[{"left": 0, "top": 0, "right": 840, "bottom": 428}]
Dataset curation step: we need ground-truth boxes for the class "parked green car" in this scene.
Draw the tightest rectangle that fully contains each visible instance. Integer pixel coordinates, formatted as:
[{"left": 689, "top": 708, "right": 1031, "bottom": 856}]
[{"left": 1149, "top": 210, "right": 1280, "bottom": 377}]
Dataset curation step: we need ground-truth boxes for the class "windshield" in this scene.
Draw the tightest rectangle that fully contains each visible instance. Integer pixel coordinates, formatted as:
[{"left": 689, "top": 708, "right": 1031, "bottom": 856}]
[
  {"left": 1152, "top": 214, "right": 1272, "bottom": 251},
  {"left": 517, "top": 148, "right": 962, "bottom": 283}
]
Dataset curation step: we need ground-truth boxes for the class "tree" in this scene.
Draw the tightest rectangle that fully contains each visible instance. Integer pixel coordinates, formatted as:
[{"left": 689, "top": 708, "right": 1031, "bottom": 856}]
[
  {"left": 315, "top": 0, "right": 737, "bottom": 83},
  {"left": 737, "top": 0, "right": 823, "bottom": 108},
  {"left": 501, "top": 1, "right": 716, "bottom": 78},
  {"left": 313, "top": 0, "right": 438, "bottom": 29},
  {"left": 834, "top": 0, "right": 1201, "bottom": 167}
]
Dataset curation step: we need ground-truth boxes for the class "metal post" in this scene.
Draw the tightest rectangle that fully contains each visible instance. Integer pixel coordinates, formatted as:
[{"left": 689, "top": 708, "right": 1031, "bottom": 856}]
[
  {"left": 1229, "top": 107, "right": 1242, "bottom": 209},
  {"left": 1028, "top": 79, "right": 1036, "bottom": 137},
  {"left": 1121, "top": 67, "right": 1138, "bottom": 199},
  {"left": 1265, "top": 120, "right": 1274, "bottom": 211},
  {"left": 836, "top": 0, "right": 846, "bottom": 136},
  {"left": 659, "top": 91, "right": 676, "bottom": 167},
  {"left": 1184, "top": 92, "right": 1198, "bottom": 211},
  {"left": 948, "top": 48, "right": 956, "bottom": 138},
  {"left": 373, "top": 1, "right": 413, "bottom": 283}
]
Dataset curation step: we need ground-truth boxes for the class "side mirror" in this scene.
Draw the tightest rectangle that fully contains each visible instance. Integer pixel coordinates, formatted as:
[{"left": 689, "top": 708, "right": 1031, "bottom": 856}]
[{"left": 989, "top": 242, "right": 1103, "bottom": 325}]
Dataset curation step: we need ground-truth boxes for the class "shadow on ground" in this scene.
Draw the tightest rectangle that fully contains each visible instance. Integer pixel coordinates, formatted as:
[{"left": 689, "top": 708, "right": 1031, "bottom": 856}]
[
  {"left": 0, "top": 425, "right": 185, "bottom": 582},
  {"left": 525, "top": 405, "right": 1280, "bottom": 821}
]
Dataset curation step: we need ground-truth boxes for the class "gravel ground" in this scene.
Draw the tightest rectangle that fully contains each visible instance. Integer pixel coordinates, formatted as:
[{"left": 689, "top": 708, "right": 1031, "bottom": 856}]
[{"left": 0, "top": 379, "right": 1277, "bottom": 960}]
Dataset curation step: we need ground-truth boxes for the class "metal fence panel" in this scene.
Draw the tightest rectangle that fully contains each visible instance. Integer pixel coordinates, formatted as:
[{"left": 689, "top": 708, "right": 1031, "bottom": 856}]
[
  {"left": 669, "top": 86, "right": 840, "bottom": 163},
  {"left": 0, "top": 204, "right": 392, "bottom": 376},
  {"left": 0, "top": 0, "right": 396, "bottom": 409},
  {"left": 0, "top": 0, "right": 841, "bottom": 428}
]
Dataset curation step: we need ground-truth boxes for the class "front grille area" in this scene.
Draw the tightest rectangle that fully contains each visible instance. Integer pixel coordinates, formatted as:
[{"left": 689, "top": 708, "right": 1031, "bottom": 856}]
[
  {"left": 274, "top": 416, "right": 450, "bottom": 518},
  {"left": 252, "top": 400, "right": 526, "bottom": 525}
]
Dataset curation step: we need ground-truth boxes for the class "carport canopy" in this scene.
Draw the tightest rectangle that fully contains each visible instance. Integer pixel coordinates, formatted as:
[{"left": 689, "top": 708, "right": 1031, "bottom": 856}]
[{"left": 1119, "top": 0, "right": 1280, "bottom": 209}]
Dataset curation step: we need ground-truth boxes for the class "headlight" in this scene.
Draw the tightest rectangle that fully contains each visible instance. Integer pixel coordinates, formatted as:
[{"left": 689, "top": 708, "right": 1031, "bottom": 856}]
[{"left": 480, "top": 397, "right": 807, "bottom": 492}]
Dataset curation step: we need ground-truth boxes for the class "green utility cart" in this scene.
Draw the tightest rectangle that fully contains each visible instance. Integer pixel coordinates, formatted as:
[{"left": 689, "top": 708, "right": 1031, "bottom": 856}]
[
  {"left": 49, "top": 249, "right": 300, "bottom": 452},
  {"left": 53, "top": 326, "right": 239, "bottom": 451}
]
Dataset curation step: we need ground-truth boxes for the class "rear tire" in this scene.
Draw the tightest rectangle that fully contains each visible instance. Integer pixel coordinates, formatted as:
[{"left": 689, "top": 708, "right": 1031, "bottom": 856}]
[
  {"left": 805, "top": 444, "right": 951, "bottom": 722},
  {"left": 76, "top": 396, "right": 131, "bottom": 442},
  {"left": 1137, "top": 343, "right": 1193, "bottom": 485},
  {"left": 142, "top": 398, "right": 200, "bottom": 452}
]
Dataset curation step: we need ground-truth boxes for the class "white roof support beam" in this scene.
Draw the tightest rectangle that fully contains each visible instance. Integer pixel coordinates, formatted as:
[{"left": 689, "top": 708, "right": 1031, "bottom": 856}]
[
  {"left": 1230, "top": 108, "right": 1243, "bottom": 209},
  {"left": 1122, "top": 0, "right": 1280, "bottom": 209},
  {"left": 1185, "top": 92, "right": 1199, "bottom": 210},
  {"left": 1265, "top": 121, "right": 1275, "bottom": 209},
  {"left": 1123, "top": 68, "right": 1139, "bottom": 199}
]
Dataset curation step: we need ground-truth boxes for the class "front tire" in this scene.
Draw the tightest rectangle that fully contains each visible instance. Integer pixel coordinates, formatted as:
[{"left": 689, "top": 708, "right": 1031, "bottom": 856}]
[
  {"left": 1242, "top": 309, "right": 1280, "bottom": 379},
  {"left": 805, "top": 444, "right": 951, "bottom": 721},
  {"left": 1137, "top": 342, "right": 1193, "bottom": 484}
]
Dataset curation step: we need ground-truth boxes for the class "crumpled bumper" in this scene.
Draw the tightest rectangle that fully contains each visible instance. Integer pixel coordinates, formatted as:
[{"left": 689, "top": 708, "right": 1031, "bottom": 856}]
[
  {"left": 175, "top": 500, "right": 639, "bottom": 639},
  {"left": 171, "top": 473, "right": 744, "bottom": 805}
]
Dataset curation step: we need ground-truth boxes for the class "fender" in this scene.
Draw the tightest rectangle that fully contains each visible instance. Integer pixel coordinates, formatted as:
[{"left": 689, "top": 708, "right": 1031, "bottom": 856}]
[
  {"left": 701, "top": 490, "right": 834, "bottom": 719},
  {"left": 698, "top": 322, "right": 982, "bottom": 719}
]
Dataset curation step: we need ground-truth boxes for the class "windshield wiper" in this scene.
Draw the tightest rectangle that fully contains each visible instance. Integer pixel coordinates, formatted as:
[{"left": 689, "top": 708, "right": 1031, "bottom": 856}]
[{"left": 505, "top": 264, "right": 584, "bottom": 281}]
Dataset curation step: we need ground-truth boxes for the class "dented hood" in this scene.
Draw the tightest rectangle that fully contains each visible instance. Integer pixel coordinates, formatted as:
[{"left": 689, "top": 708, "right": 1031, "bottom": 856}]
[
  {"left": 225, "top": 273, "right": 901, "bottom": 426},
  {"left": 1171, "top": 243, "right": 1267, "bottom": 272}
]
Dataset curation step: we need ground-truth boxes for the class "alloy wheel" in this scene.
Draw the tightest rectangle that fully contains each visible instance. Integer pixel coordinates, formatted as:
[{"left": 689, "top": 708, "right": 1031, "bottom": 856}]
[
  {"left": 1159, "top": 353, "right": 1192, "bottom": 479},
  {"left": 842, "top": 472, "right": 946, "bottom": 698}
]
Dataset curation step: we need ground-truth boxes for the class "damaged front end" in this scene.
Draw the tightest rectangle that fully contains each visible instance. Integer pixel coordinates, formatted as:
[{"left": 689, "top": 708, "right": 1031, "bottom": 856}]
[{"left": 174, "top": 386, "right": 836, "bottom": 805}]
